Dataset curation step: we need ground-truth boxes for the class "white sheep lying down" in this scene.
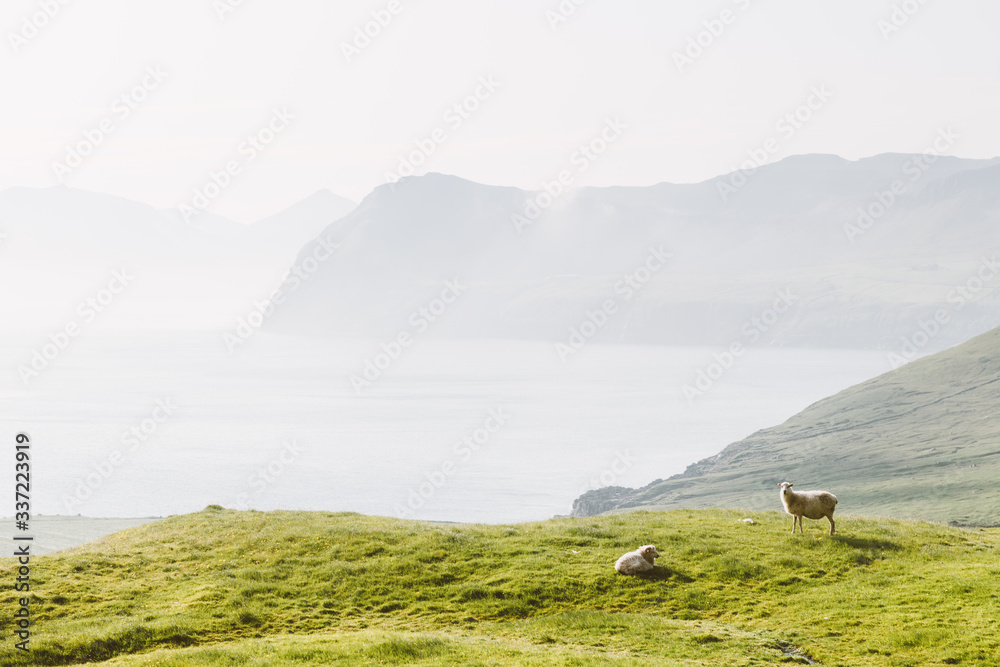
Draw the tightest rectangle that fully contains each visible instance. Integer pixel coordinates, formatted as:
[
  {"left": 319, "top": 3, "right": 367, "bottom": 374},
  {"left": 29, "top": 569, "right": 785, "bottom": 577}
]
[
  {"left": 614, "top": 544, "right": 659, "bottom": 574},
  {"left": 778, "top": 482, "right": 838, "bottom": 535}
]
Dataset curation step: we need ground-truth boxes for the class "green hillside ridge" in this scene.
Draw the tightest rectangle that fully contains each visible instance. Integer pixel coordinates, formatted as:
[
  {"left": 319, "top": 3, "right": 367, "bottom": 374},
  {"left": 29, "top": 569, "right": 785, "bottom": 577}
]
[
  {"left": 2, "top": 507, "right": 999, "bottom": 665},
  {"left": 574, "top": 326, "right": 1000, "bottom": 526}
]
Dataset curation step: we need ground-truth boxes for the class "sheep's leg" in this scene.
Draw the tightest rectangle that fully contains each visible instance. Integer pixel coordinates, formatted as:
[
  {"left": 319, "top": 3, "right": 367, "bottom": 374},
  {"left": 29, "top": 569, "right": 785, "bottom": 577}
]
[{"left": 828, "top": 515, "right": 836, "bottom": 535}]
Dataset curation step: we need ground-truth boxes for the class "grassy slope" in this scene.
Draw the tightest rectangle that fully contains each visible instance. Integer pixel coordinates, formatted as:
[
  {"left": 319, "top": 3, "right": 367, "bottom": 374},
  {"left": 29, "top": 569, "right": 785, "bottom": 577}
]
[
  {"left": 1, "top": 507, "right": 999, "bottom": 666},
  {"left": 574, "top": 326, "right": 1000, "bottom": 526}
]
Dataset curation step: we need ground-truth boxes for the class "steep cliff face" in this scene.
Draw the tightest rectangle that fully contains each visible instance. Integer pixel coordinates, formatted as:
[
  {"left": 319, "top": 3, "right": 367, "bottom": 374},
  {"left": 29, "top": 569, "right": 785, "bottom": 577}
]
[
  {"left": 266, "top": 158, "right": 1000, "bottom": 352},
  {"left": 570, "top": 485, "right": 657, "bottom": 517}
]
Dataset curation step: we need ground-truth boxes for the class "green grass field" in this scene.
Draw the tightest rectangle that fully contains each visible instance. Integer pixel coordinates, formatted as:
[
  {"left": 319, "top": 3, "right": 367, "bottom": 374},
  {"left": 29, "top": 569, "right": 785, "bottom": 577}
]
[{"left": 2, "top": 506, "right": 998, "bottom": 665}]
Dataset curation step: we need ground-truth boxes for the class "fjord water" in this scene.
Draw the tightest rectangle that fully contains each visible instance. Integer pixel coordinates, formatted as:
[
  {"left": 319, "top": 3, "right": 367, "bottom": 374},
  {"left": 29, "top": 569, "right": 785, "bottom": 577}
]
[{"left": 4, "top": 333, "right": 890, "bottom": 523}]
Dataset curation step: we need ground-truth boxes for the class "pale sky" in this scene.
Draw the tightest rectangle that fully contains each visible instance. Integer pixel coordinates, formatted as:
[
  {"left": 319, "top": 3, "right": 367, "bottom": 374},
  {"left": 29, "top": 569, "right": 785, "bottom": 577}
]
[{"left": 2, "top": 0, "right": 998, "bottom": 222}]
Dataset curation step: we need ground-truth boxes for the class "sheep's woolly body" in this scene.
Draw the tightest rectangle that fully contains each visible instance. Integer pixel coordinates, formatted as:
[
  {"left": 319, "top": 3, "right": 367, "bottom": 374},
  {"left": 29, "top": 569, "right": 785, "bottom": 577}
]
[
  {"left": 779, "top": 482, "right": 838, "bottom": 535},
  {"left": 614, "top": 544, "right": 659, "bottom": 574}
]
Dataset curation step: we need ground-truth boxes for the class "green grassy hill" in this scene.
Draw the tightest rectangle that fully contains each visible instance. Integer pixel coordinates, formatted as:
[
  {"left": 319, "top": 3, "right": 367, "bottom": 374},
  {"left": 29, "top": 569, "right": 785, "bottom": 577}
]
[
  {"left": 574, "top": 326, "right": 1000, "bottom": 526},
  {"left": 2, "top": 507, "right": 999, "bottom": 665}
]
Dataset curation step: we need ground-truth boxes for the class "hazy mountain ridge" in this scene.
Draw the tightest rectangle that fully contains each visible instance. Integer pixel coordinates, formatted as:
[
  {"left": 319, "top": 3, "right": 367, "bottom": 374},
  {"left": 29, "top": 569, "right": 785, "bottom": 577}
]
[
  {"left": 0, "top": 185, "right": 356, "bottom": 263},
  {"left": 0, "top": 185, "right": 355, "bottom": 331},
  {"left": 4, "top": 154, "right": 999, "bottom": 346},
  {"left": 249, "top": 190, "right": 357, "bottom": 247},
  {"left": 571, "top": 324, "right": 1000, "bottom": 526},
  {"left": 266, "top": 154, "right": 1000, "bottom": 351}
]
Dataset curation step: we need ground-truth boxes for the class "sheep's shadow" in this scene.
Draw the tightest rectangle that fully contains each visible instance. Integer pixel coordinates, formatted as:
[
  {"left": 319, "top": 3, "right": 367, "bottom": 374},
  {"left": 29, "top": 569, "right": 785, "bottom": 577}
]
[
  {"left": 635, "top": 566, "right": 694, "bottom": 583},
  {"left": 831, "top": 535, "right": 901, "bottom": 551}
]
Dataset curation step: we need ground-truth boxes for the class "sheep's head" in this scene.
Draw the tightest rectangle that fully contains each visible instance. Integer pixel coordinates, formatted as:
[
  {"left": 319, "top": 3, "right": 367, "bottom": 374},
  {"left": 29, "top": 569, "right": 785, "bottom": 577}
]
[
  {"left": 639, "top": 545, "right": 659, "bottom": 564},
  {"left": 778, "top": 482, "right": 795, "bottom": 497}
]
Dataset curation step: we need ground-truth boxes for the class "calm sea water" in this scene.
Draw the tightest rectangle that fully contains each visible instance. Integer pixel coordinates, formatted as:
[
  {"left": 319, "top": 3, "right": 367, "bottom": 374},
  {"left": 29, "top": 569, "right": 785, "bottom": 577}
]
[{"left": 1, "top": 333, "right": 891, "bottom": 523}]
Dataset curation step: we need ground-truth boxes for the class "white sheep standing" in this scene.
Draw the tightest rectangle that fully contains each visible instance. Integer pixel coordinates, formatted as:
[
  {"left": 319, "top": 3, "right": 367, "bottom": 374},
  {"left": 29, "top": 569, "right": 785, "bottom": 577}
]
[
  {"left": 778, "top": 482, "right": 838, "bottom": 535},
  {"left": 614, "top": 544, "right": 659, "bottom": 574}
]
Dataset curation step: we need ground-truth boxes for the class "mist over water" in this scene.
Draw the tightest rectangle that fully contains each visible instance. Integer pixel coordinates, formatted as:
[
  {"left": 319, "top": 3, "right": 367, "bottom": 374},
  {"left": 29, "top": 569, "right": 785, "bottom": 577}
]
[
  {"left": 5, "top": 155, "right": 998, "bottom": 526},
  {"left": 1, "top": 334, "right": 889, "bottom": 523}
]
